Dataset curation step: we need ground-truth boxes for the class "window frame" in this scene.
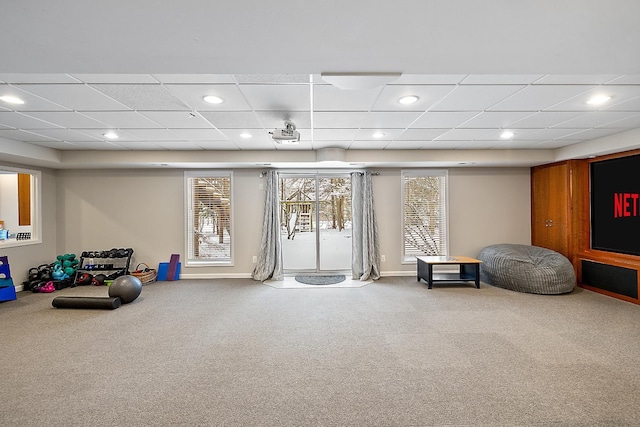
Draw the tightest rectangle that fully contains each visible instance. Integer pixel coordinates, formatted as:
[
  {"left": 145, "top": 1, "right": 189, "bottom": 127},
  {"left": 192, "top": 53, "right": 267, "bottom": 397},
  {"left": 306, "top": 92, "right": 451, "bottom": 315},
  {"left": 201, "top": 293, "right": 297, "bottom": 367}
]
[
  {"left": 0, "top": 165, "right": 42, "bottom": 249},
  {"left": 401, "top": 169, "right": 449, "bottom": 264},
  {"left": 184, "top": 171, "right": 234, "bottom": 267}
]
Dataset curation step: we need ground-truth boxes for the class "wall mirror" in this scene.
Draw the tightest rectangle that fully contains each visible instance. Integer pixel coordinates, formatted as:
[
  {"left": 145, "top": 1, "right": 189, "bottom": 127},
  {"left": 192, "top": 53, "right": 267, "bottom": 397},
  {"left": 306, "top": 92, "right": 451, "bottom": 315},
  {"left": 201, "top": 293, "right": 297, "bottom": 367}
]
[{"left": 0, "top": 165, "right": 41, "bottom": 247}]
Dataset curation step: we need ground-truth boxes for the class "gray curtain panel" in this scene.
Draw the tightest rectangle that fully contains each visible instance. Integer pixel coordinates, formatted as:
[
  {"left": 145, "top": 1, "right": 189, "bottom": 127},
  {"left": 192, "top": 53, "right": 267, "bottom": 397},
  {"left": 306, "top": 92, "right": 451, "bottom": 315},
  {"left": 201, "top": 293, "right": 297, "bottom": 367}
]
[
  {"left": 351, "top": 171, "right": 381, "bottom": 281},
  {"left": 251, "top": 170, "right": 283, "bottom": 281}
]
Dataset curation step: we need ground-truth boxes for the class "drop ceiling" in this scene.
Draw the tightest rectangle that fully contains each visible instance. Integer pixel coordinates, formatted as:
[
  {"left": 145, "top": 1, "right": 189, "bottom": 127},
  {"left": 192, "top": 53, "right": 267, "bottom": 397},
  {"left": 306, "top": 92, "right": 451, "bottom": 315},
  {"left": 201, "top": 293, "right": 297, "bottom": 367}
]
[{"left": 1, "top": 1, "right": 640, "bottom": 169}]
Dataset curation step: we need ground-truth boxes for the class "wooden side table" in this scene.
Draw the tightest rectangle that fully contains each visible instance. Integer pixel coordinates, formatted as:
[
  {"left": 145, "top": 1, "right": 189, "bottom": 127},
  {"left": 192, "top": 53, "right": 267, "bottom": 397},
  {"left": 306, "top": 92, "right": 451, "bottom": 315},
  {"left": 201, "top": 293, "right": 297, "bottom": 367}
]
[{"left": 416, "top": 256, "right": 482, "bottom": 289}]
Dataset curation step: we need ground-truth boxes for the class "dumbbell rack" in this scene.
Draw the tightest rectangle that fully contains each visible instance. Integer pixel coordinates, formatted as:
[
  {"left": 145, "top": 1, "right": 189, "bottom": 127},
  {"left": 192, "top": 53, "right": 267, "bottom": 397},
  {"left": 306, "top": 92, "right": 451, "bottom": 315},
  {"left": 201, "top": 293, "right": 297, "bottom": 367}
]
[{"left": 73, "top": 249, "right": 133, "bottom": 285}]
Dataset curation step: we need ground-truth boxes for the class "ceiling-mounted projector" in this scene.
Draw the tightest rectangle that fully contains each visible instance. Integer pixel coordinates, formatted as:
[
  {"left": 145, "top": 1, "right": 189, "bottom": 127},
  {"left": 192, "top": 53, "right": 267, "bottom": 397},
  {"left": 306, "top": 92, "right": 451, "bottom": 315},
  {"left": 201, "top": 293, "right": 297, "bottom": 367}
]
[{"left": 270, "top": 120, "right": 300, "bottom": 143}]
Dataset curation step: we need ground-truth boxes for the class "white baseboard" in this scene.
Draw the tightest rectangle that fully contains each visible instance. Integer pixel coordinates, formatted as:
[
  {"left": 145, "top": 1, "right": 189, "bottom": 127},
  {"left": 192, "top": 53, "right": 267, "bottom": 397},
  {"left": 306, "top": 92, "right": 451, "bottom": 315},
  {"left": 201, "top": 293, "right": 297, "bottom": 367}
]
[{"left": 179, "top": 273, "right": 253, "bottom": 280}]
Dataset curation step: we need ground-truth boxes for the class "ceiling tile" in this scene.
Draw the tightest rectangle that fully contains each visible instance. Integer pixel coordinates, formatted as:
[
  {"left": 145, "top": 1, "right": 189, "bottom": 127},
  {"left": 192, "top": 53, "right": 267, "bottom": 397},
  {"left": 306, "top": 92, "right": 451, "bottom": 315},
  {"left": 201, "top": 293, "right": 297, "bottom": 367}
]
[
  {"left": 551, "top": 111, "right": 640, "bottom": 128},
  {"left": 0, "top": 85, "right": 71, "bottom": 111},
  {"left": 163, "top": 84, "right": 251, "bottom": 111},
  {"left": 0, "top": 129, "right": 60, "bottom": 142},
  {"left": 395, "top": 128, "right": 449, "bottom": 140},
  {"left": 603, "top": 96, "right": 640, "bottom": 111},
  {"left": 122, "top": 129, "right": 185, "bottom": 141},
  {"left": 433, "top": 84, "right": 526, "bottom": 111},
  {"left": 22, "top": 111, "right": 109, "bottom": 128},
  {"left": 139, "top": 111, "right": 212, "bottom": 128},
  {"left": 565, "top": 128, "right": 627, "bottom": 140},
  {"left": 107, "top": 141, "right": 165, "bottom": 150},
  {"left": 152, "top": 141, "right": 206, "bottom": 150},
  {"left": 435, "top": 129, "right": 493, "bottom": 141},
  {"left": 313, "top": 84, "right": 382, "bottom": 111},
  {"left": 217, "top": 129, "right": 271, "bottom": 144},
  {"left": 16, "top": 84, "right": 130, "bottom": 110},
  {"left": 360, "top": 112, "right": 423, "bottom": 128},
  {"left": 313, "top": 129, "right": 358, "bottom": 141},
  {"left": 392, "top": 75, "right": 467, "bottom": 84},
  {"left": 76, "top": 129, "right": 143, "bottom": 141},
  {"left": 169, "top": 128, "right": 229, "bottom": 141},
  {"left": 194, "top": 140, "right": 244, "bottom": 150},
  {"left": 509, "top": 111, "right": 583, "bottom": 128},
  {"left": 70, "top": 74, "right": 159, "bottom": 83},
  {"left": 371, "top": 84, "right": 455, "bottom": 111},
  {"left": 457, "top": 111, "right": 532, "bottom": 128},
  {"left": 512, "top": 128, "right": 585, "bottom": 141},
  {"left": 0, "top": 74, "right": 79, "bottom": 84},
  {"left": 476, "top": 128, "right": 545, "bottom": 141},
  {"left": 550, "top": 85, "right": 640, "bottom": 111},
  {"left": 410, "top": 111, "right": 477, "bottom": 128},
  {"left": 22, "top": 140, "right": 82, "bottom": 149},
  {"left": 488, "top": 85, "right": 595, "bottom": 111},
  {"left": 255, "top": 111, "right": 310, "bottom": 128},
  {"left": 461, "top": 75, "right": 544, "bottom": 84},
  {"left": 533, "top": 139, "right": 585, "bottom": 149},
  {"left": 60, "top": 140, "right": 123, "bottom": 150},
  {"left": 234, "top": 74, "right": 310, "bottom": 84},
  {"left": 354, "top": 128, "right": 404, "bottom": 140},
  {"left": 0, "top": 112, "right": 62, "bottom": 129},
  {"left": 91, "top": 84, "right": 189, "bottom": 110},
  {"left": 152, "top": 74, "right": 235, "bottom": 84},
  {"left": 313, "top": 112, "right": 367, "bottom": 128},
  {"left": 534, "top": 75, "right": 622, "bottom": 84},
  {"left": 606, "top": 75, "right": 640, "bottom": 84},
  {"left": 81, "top": 111, "right": 164, "bottom": 128},
  {"left": 239, "top": 84, "right": 310, "bottom": 110},
  {"left": 200, "top": 111, "right": 261, "bottom": 128},
  {"left": 28, "top": 128, "right": 104, "bottom": 142},
  {"left": 596, "top": 113, "right": 640, "bottom": 129}
]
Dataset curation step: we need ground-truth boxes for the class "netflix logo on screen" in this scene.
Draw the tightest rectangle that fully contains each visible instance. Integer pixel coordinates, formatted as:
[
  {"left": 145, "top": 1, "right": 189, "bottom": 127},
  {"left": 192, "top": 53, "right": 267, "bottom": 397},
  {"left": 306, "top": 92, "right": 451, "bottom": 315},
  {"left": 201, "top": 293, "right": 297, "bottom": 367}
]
[
  {"left": 591, "top": 154, "right": 640, "bottom": 256},
  {"left": 614, "top": 193, "right": 640, "bottom": 218}
]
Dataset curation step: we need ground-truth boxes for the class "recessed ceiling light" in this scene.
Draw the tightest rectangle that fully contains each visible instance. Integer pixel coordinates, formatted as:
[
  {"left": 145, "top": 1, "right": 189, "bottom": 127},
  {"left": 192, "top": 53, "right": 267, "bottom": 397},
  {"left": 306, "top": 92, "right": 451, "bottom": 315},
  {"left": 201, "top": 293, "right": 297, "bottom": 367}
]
[
  {"left": 203, "top": 95, "right": 223, "bottom": 104},
  {"left": 240, "top": 132, "right": 252, "bottom": 139},
  {"left": 0, "top": 95, "right": 25, "bottom": 105},
  {"left": 372, "top": 132, "right": 385, "bottom": 138},
  {"left": 500, "top": 130, "right": 514, "bottom": 139},
  {"left": 398, "top": 95, "right": 419, "bottom": 105},
  {"left": 587, "top": 94, "right": 611, "bottom": 105},
  {"left": 103, "top": 131, "right": 118, "bottom": 139}
]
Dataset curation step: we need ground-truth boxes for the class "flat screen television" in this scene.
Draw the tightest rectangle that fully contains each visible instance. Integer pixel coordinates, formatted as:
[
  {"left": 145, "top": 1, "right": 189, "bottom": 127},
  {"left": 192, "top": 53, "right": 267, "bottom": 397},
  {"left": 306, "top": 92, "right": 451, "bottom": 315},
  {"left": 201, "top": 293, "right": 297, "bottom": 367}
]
[{"left": 591, "top": 153, "right": 640, "bottom": 256}]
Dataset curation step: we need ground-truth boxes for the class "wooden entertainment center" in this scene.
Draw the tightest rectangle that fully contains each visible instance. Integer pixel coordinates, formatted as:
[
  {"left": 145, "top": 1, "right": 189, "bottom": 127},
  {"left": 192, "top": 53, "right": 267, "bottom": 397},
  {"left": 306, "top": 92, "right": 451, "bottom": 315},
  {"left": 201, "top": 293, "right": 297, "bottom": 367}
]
[{"left": 532, "top": 150, "right": 640, "bottom": 304}]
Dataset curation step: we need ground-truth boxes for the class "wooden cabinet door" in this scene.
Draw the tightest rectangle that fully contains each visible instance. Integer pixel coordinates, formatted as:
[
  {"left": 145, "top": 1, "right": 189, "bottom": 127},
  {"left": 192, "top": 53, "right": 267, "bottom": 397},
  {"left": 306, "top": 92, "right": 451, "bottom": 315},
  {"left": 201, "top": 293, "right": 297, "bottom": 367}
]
[{"left": 531, "top": 163, "right": 569, "bottom": 257}]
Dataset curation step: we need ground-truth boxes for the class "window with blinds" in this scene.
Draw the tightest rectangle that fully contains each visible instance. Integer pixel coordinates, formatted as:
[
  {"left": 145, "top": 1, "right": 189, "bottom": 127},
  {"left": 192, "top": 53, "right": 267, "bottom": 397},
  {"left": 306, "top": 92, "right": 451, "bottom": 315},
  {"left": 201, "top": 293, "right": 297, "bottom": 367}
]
[
  {"left": 185, "top": 171, "right": 233, "bottom": 265},
  {"left": 402, "top": 170, "right": 448, "bottom": 261}
]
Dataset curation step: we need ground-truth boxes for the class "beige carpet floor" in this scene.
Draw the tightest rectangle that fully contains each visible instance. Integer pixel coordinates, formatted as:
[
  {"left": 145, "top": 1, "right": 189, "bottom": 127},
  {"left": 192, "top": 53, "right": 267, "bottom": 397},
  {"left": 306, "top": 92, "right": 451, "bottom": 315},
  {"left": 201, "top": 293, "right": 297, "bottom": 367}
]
[{"left": 2, "top": 277, "right": 640, "bottom": 426}]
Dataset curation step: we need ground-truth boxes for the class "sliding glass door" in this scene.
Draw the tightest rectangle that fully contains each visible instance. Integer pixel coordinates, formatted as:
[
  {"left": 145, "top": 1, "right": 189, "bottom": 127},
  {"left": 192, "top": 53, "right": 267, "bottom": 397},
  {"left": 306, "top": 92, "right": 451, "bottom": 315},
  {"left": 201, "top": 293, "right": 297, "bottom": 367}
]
[{"left": 280, "top": 174, "right": 351, "bottom": 273}]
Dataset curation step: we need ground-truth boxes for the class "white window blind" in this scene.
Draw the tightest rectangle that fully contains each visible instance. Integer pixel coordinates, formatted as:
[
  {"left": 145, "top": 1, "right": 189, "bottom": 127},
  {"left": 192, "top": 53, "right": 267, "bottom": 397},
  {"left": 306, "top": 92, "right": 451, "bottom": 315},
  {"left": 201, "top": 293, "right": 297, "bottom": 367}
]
[
  {"left": 185, "top": 172, "right": 233, "bottom": 265},
  {"left": 402, "top": 170, "right": 448, "bottom": 261}
]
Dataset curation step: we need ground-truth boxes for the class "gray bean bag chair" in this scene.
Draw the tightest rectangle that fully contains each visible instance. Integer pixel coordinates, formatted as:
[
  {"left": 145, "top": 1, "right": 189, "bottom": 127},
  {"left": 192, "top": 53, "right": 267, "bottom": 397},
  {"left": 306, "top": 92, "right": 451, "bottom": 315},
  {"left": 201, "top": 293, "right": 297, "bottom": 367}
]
[{"left": 478, "top": 244, "right": 575, "bottom": 294}]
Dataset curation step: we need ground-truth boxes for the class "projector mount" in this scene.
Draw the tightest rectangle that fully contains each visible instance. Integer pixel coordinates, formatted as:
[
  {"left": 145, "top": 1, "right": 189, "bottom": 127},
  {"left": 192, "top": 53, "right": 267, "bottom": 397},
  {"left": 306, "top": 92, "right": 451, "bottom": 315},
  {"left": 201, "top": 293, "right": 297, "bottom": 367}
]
[{"left": 270, "top": 119, "right": 300, "bottom": 143}]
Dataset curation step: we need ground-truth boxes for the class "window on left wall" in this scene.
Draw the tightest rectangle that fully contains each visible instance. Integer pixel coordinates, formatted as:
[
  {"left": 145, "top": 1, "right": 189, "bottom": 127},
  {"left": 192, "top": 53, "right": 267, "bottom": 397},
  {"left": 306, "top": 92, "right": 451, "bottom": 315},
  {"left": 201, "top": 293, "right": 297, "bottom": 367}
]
[
  {"left": 0, "top": 166, "right": 41, "bottom": 248},
  {"left": 185, "top": 171, "right": 233, "bottom": 266}
]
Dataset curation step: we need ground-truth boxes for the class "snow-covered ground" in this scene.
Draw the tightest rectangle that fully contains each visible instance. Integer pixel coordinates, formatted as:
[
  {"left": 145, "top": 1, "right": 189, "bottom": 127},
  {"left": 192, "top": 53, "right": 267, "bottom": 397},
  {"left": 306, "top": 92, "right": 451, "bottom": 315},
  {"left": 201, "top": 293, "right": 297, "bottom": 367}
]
[{"left": 281, "top": 227, "right": 352, "bottom": 271}]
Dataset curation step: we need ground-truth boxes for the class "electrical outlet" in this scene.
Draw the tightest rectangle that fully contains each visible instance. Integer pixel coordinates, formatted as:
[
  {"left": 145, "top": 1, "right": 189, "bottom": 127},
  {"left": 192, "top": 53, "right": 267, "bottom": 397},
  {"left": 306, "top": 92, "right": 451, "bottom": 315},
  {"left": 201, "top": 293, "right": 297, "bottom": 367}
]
[
  {"left": 381, "top": 255, "right": 386, "bottom": 262},
  {"left": 252, "top": 256, "right": 257, "bottom": 263}
]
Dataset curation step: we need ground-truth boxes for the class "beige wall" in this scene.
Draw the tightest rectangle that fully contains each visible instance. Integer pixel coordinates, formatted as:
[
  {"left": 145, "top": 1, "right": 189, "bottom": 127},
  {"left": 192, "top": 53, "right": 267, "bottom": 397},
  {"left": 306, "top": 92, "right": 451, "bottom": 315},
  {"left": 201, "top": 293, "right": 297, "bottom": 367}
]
[
  {"left": 373, "top": 168, "right": 531, "bottom": 274},
  {"left": 55, "top": 167, "right": 531, "bottom": 278},
  {"left": 56, "top": 169, "right": 265, "bottom": 278}
]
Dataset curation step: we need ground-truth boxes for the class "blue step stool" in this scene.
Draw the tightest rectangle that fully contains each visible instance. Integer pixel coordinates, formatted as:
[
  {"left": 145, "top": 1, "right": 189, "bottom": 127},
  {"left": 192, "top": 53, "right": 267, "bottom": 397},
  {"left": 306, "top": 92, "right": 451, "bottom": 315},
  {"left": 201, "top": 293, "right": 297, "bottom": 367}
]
[{"left": 0, "top": 256, "right": 17, "bottom": 302}]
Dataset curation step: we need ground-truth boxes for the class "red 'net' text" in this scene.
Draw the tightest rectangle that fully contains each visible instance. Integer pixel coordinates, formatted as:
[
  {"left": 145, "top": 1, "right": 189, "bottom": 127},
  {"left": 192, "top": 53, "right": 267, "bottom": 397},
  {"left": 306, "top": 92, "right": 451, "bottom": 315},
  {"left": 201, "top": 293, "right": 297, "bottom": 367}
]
[{"left": 614, "top": 193, "right": 640, "bottom": 218}]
